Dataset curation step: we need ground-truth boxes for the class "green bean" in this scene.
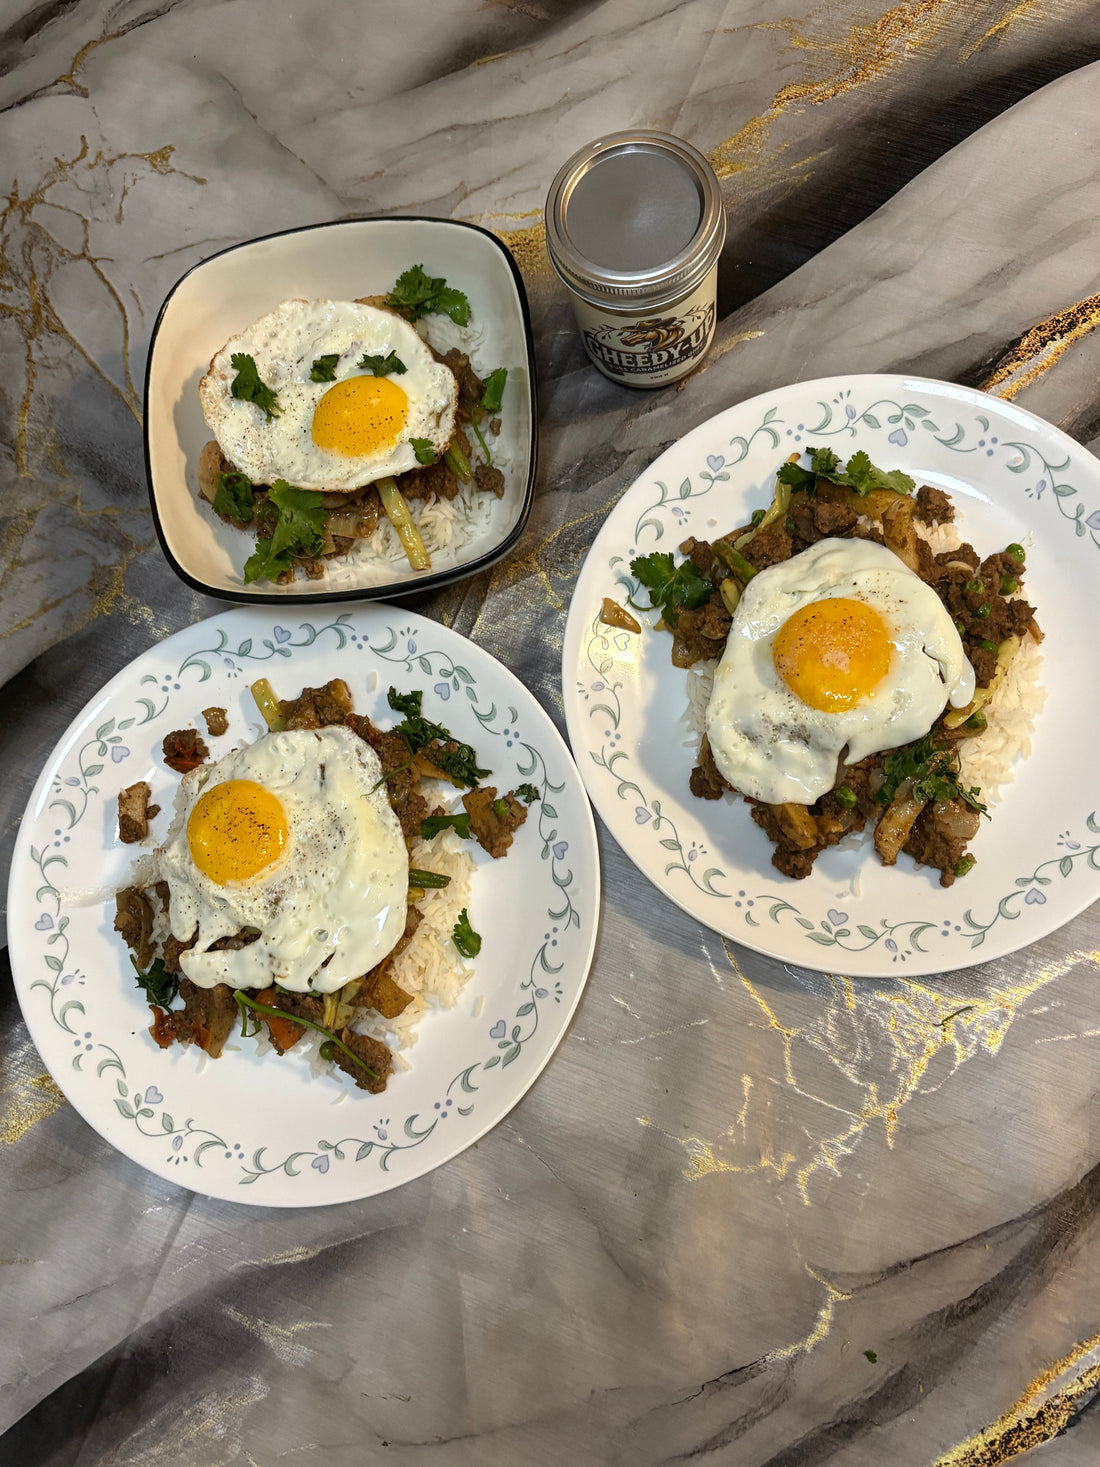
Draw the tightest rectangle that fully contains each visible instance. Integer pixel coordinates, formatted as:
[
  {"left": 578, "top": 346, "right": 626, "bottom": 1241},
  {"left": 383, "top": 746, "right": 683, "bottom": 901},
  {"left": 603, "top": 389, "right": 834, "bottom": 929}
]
[{"left": 407, "top": 868, "right": 451, "bottom": 889}]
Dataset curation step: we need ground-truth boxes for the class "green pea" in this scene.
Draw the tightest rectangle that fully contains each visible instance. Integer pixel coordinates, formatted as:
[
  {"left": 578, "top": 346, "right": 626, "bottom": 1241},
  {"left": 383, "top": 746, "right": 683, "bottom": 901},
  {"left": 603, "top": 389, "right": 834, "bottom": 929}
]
[
  {"left": 953, "top": 855, "right": 975, "bottom": 879},
  {"left": 954, "top": 618, "right": 966, "bottom": 636},
  {"left": 751, "top": 508, "right": 766, "bottom": 526},
  {"left": 999, "top": 576, "right": 1018, "bottom": 594},
  {"left": 319, "top": 1039, "right": 336, "bottom": 1062},
  {"left": 836, "top": 786, "right": 857, "bottom": 809},
  {"left": 963, "top": 579, "right": 983, "bottom": 594},
  {"left": 965, "top": 711, "right": 988, "bottom": 730},
  {"left": 976, "top": 603, "right": 990, "bottom": 618},
  {"left": 1006, "top": 543, "right": 1025, "bottom": 564},
  {"left": 977, "top": 638, "right": 998, "bottom": 652}
]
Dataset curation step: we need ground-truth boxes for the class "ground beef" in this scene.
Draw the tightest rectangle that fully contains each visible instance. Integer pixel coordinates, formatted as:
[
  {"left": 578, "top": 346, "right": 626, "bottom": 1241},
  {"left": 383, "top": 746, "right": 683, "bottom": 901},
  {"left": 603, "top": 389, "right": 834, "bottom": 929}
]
[
  {"left": 473, "top": 461, "right": 506, "bottom": 498},
  {"left": 151, "top": 979, "right": 239, "bottom": 1058},
  {"left": 332, "top": 1029, "right": 393, "bottom": 1093},
  {"left": 350, "top": 718, "right": 429, "bottom": 842},
  {"left": 812, "top": 500, "right": 860, "bottom": 537},
  {"left": 117, "top": 782, "right": 159, "bottom": 843},
  {"left": 279, "top": 678, "right": 354, "bottom": 729},
  {"left": 689, "top": 735, "right": 728, "bottom": 801},
  {"left": 113, "top": 887, "right": 156, "bottom": 969},
  {"left": 462, "top": 786, "right": 529, "bottom": 858},
  {"left": 202, "top": 707, "right": 229, "bottom": 737},
  {"left": 441, "top": 348, "right": 485, "bottom": 419},
  {"left": 162, "top": 729, "right": 209, "bottom": 773},
  {"left": 742, "top": 520, "right": 793, "bottom": 571},
  {"left": 399, "top": 454, "right": 460, "bottom": 502},
  {"left": 904, "top": 798, "right": 982, "bottom": 887},
  {"left": 914, "top": 485, "right": 955, "bottom": 525}
]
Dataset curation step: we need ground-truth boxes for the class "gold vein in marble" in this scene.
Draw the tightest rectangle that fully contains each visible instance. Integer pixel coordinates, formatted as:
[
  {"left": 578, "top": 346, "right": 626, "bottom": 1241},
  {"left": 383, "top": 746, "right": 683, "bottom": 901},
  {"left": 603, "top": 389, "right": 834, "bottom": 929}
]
[
  {"left": 0, "top": 1073, "right": 66, "bottom": 1145},
  {"left": 768, "top": 1266, "right": 852, "bottom": 1360},
  {"left": 222, "top": 1304, "right": 330, "bottom": 1366},
  {"left": 979, "top": 293, "right": 1100, "bottom": 401},
  {"left": 654, "top": 945, "right": 1100, "bottom": 1205},
  {"left": 961, "top": 0, "right": 1040, "bottom": 62},
  {"left": 483, "top": 216, "right": 548, "bottom": 276},
  {"left": 0, "top": 136, "right": 204, "bottom": 474},
  {"left": 936, "top": 1326, "right": 1100, "bottom": 1464},
  {"left": 709, "top": 0, "right": 1029, "bottom": 188}
]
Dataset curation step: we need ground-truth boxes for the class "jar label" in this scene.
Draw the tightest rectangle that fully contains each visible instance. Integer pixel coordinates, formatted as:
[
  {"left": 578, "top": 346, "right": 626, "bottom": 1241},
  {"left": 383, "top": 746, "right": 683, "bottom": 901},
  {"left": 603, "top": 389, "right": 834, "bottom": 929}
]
[{"left": 569, "top": 267, "right": 719, "bottom": 387}]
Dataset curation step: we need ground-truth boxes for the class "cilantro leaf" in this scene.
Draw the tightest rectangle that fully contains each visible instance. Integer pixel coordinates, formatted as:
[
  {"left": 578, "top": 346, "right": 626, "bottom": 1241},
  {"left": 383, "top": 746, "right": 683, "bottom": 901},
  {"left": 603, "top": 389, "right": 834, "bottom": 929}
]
[
  {"left": 844, "top": 450, "right": 915, "bottom": 496},
  {"left": 386, "top": 687, "right": 490, "bottom": 788},
  {"left": 131, "top": 955, "right": 179, "bottom": 1010},
  {"left": 309, "top": 354, "right": 340, "bottom": 382},
  {"left": 229, "top": 353, "right": 281, "bottom": 421},
  {"left": 777, "top": 445, "right": 915, "bottom": 498},
  {"left": 420, "top": 812, "right": 472, "bottom": 840},
  {"left": 386, "top": 264, "right": 471, "bottom": 326},
  {"left": 875, "top": 733, "right": 987, "bottom": 814},
  {"left": 409, "top": 437, "right": 437, "bottom": 466},
  {"left": 775, "top": 460, "right": 817, "bottom": 492},
  {"left": 514, "top": 783, "right": 540, "bottom": 804},
  {"left": 479, "top": 367, "right": 507, "bottom": 414},
  {"left": 629, "top": 551, "right": 713, "bottom": 626},
  {"left": 358, "top": 349, "right": 407, "bottom": 376},
  {"left": 452, "top": 907, "right": 482, "bottom": 958},
  {"left": 242, "top": 479, "right": 326, "bottom": 585},
  {"left": 212, "top": 470, "right": 255, "bottom": 525}
]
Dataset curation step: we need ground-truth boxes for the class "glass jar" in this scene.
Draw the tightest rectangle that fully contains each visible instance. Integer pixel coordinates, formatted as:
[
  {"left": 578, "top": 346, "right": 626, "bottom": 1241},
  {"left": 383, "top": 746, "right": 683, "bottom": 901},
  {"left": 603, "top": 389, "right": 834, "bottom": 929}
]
[{"left": 544, "top": 130, "right": 726, "bottom": 388}]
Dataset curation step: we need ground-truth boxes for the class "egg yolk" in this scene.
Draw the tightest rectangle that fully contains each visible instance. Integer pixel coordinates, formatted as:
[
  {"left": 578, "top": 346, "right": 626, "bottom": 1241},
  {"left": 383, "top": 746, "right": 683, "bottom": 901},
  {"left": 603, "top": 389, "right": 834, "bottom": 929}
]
[
  {"left": 773, "top": 597, "right": 894, "bottom": 712},
  {"left": 186, "top": 779, "right": 289, "bottom": 884},
  {"left": 311, "top": 375, "right": 409, "bottom": 458}
]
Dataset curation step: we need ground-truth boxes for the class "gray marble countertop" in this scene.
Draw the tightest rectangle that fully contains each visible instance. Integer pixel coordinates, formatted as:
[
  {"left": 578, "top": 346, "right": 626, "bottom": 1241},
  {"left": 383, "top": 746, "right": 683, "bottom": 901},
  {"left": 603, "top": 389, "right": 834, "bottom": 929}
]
[{"left": 4, "top": 2, "right": 1100, "bottom": 1463}]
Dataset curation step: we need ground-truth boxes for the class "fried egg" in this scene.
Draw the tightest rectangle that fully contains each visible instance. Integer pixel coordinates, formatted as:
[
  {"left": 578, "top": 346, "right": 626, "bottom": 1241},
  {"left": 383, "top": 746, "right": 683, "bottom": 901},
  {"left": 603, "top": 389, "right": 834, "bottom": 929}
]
[
  {"left": 705, "top": 537, "right": 975, "bottom": 805},
  {"left": 154, "top": 725, "right": 408, "bottom": 993},
  {"left": 199, "top": 298, "right": 457, "bottom": 491}
]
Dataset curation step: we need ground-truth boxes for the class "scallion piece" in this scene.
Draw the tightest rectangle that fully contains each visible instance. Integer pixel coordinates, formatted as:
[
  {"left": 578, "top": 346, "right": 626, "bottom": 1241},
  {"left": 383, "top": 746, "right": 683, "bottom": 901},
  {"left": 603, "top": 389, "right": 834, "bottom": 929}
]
[
  {"left": 711, "top": 540, "right": 758, "bottom": 582},
  {"left": 377, "top": 476, "right": 430, "bottom": 570},
  {"left": 444, "top": 440, "right": 472, "bottom": 483},
  {"left": 251, "top": 678, "right": 285, "bottom": 731}
]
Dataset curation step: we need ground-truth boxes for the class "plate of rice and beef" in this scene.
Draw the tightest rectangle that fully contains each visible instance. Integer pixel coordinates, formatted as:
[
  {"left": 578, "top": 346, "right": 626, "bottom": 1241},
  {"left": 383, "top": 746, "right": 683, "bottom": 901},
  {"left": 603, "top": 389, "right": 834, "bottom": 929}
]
[
  {"left": 562, "top": 374, "right": 1100, "bottom": 977},
  {"left": 144, "top": 217, "right": 537, "bottom": 602},
  {"left": 7, "top": 606, "right": 599, "bottom": 1205}
]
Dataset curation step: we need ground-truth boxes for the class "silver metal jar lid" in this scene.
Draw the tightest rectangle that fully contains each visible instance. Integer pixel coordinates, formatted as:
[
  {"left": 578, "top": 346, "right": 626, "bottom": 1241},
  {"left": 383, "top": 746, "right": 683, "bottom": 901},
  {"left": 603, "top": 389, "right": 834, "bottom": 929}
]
[{"left": 545, "top": 130, "right": 726, "bottom": 310}]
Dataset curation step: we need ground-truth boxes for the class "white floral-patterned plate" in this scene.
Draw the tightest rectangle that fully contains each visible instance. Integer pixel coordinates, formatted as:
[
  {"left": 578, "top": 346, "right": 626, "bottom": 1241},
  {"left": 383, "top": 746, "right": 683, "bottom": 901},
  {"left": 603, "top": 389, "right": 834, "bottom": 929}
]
[
  {"left": 8, "top": 606, "right": 599, "bottom": 1204},
  {"left": 562, "top": 374, "right": 1100, "bottom": 978}
]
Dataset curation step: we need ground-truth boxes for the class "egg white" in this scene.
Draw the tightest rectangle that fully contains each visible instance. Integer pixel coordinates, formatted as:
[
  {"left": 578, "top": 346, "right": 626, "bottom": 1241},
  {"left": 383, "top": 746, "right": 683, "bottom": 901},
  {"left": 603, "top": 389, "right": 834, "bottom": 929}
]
[
  {"left": 155, "top": 725, "right": 408, "bottom": 993},
  {"left": 705, "top": 537, "right": 975, "bottom": 805},
  {"left": 198, "top": 298, "right": 458, "bottom": 491}
]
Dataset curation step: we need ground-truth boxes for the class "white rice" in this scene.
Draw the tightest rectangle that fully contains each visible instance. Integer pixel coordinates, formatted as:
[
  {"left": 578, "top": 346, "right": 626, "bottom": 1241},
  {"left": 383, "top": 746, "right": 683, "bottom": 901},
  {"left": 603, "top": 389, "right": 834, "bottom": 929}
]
[
  {"left": 352, "top": 829, "right": 475, "bottom": 1056},
  {"left": 683, "top": 518, "right": 1045, "bottom": 810}
]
